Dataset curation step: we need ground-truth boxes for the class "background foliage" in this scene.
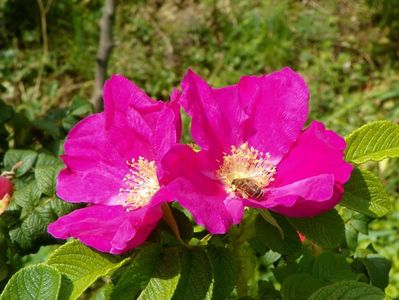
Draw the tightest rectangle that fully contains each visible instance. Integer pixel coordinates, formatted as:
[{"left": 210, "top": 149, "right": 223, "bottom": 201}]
[{"left": 0, "top": 0, "right": 398, "bottom": 299}]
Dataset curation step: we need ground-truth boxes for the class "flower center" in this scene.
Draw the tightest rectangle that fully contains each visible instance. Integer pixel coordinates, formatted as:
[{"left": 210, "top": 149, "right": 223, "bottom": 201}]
[
  {"left": 217, "top": 142, "right": 276, "bottom": 199},
  {"left": 119, "top": 157, "right": 159, "bottom": 211}
]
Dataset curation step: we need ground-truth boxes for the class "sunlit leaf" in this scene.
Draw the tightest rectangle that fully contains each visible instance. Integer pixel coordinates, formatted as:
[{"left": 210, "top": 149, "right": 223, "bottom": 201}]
[
  {"left": 341, "top": 167, "right": 391, "bottom": 217},
  {"left": 1, "top": 264, "right": 61, "bottom": 300},
  {"left": 308, "top": 280, "right": 385, "bottom": 300},
  {"left": 345, "top": 121, "right": 399, "bottom": 164},
  {"left": 47, "top": 240, "right": 128, "bottom": 300}
]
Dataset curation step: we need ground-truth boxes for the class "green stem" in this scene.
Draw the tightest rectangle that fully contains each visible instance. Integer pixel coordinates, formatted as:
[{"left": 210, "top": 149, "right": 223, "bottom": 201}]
[{"left": 161, "top": 203, "right": 190, "bottom": 248}]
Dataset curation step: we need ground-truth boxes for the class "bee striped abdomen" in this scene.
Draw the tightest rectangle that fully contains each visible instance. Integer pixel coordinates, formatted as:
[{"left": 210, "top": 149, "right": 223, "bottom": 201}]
[{"left": 231, "top": 178, "right": 264, "bottom": 200}]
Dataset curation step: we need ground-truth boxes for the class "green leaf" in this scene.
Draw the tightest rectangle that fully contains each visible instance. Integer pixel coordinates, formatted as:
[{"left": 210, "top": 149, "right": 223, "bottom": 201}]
[
  {"left": 341, "top": 167, "right": 391, "bottom": 217},
  {"left": 258, "top": 209, "right": 284, "bottom": 239},
  {"left": 35, "top": 164, "right": 63, "bottom": 196},
  {"left": 90, "top": 283, "right": 114, "bottom": 300},
  {"left": 32, "top": 119, "right": 61, "bottom": 139},
  {"left": 345, "top": 224, "right": 358, "bottom": 251},
  {"left": 68, "top": 97, "right": 93, "bottom": 117},
  {"left": 35, "top": 153, "right": 63, "bottom": 167},
  {"left": 9, "top": 196, "right": 76, "bottom": 254},
  {"left": 345, "top": 120, "right": 399, "bottom": 164},
  {"left": 50, "top": 196, "right": 77, "bottom": 217},
  {"left": 273, "top": 262, "right": 300, "bottom": 284},
  {"left": 350, "top": 213, "right": 369, "bottom": 234},
  {"left": 288, "top": 210, "right": 345, "bottom": 249},
  {"left": 13, "top": 181, "right": 42, "bottom": 210},
  {"left": 359, "top": 256, "right": 391, "bottom": 290},
  {"left": 258, "top": 281, "right": 281, "bottom": 300},
  {"left": 281, "top": 274, "right": 326, "bottom": 300},
  {"left": 207, "top": 246, "right": 237, "bottom": 300},
  {"left": 8, "top": 227, "right": 32, "bottom": 252},
  {"left": 308, "top": 280, "right": 385, "bottom": 300},
  {"left": 252, "top": 214, "right": 301, "bottom": 255},
  {"left": 47, "top": 240, "right": 128, "bottom": 300},
  {"left": 172, "top": 248, "right": 214, "bottom": 300},
  {"left": 4, "top": 149, "right": 37, "bottom": 177},
  {"left": 312, "top": 253, "right": 359, "bottom": 282},
  {"left": 9, "top": 205, "right": 54, "bottom": 253},
  {"left": 0, "top": 100, "right": 14, "bottom": 124},
  {"left": 137, "top": 248, "right": 181, "bottom": 300},
  {"left": 111, "top": 244, "right": 161, "bottom": 300},
  {"left": 0, "top": 264, "right": 61, "bottom": 300}
]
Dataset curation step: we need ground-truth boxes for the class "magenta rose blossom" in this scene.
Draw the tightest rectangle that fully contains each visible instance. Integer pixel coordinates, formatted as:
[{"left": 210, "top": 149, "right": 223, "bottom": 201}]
[
  {"left": 162, "top": 67, "right": 352, "bottom": 234},
  {"left": 48, "top": 75, "right": 181, "bottom": 254}
]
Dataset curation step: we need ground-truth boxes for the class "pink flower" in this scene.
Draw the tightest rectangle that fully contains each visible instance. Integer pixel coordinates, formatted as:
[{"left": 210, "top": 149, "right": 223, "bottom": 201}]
[
  {"left": 48, "top": 75, "right": 181, "bottom": 254},
  {"left": 163, "top": 67, "right": 352, "bottom": 234}
]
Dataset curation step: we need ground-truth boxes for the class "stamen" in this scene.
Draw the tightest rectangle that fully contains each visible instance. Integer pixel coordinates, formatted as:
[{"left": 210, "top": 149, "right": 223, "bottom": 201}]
[
  {"left": 217, "top": 142, "right": 276, "bottom": 197},
  {"left": 119, "top": 157, "right": 159, "bottom": 211}
]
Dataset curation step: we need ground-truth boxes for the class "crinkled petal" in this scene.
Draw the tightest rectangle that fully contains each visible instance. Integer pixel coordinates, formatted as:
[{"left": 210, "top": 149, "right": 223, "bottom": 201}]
[
  {"left": 161, "top": 145, "right": 244, "bottom": 233},
  {"left": 59, "top": 76, "right": 181, "bottom": 205},
  {"left": 59, "top": 114, "right": 129, "bottom": 204},
  {"left": 268, "top": 184, "right": 345, "bottom": 218},
  {"left": 47, "top": 204, "right": 162, "bottom": 254},
  {"left": 104, "top": 74, "right": 163, "bottom": 117},
  {"left": 168, "top": 178, "right": 243, "bottom": 234},
  {"left": 240, "top": 67, "right": 309, "bottom": 164},
  {"left": 103, "top": 75, "right": 160, "bottom": 161},
  {"left": 180, "top": 70, "right": 249, "bottom": 157},
  {"left": 244, "top": 174, "right": 336, "bottom": 217},
  {"left": 274, "top": 121, "right": 353, "bottom": 186}
]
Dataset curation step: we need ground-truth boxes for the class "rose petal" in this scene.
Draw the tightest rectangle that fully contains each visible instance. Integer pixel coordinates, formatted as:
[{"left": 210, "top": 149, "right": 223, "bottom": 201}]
[
  {"left": 47, "top": 204, "right": 162, "bottom": 254},
  {"left": 59, "top": 114, "right": 129, "bottom": 204},
  {"left": 180, "top": 70, "right": 249, "bottom": 157},
  {"left": 162, "top": 145, "right": 244, "bottom": 233},
  {"left": 274, "top": 121, "right": 353, "bottom": 186},
  {"left": 240, "top": 67, "right": 309, "bottom": 164},
  {"left": 169, "top": 178, "right": 243, "bottom": 234},
  {"left": 269, "top": 184, "right": 345, "bottom": 217},
  {"left": 244, "top": 174, "right": 336, "bottom": 217}
]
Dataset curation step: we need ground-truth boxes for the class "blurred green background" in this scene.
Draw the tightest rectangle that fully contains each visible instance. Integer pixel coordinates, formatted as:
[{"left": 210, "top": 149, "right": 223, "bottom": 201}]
[{"left": 1, "top": 0, "right": 398, "bottom": 297}]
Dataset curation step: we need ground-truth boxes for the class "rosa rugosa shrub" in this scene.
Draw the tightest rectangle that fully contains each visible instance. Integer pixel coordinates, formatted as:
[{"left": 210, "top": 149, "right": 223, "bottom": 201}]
[{"left": 0, "top": 69, "right": 397, "bottom": 300}]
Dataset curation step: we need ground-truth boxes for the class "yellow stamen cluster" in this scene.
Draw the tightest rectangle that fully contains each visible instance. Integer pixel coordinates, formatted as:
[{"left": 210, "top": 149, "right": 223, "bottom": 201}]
[
  {"left": 217, "top": 142, "right": 276, "bottom": 195},
  {"left": 119, "top": 157, "right": 159, "bottom": 211}
]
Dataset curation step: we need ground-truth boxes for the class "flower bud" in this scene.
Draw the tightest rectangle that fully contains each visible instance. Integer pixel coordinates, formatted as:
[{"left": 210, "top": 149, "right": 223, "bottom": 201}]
[{"left": 0, "top": 176, "right": 13, "bottom": 199}]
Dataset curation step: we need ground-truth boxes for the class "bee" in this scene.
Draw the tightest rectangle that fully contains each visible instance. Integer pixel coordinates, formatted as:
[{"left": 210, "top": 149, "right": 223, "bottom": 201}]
[{"left": 231, "top": 178, "right": 264, "bottom": 200}]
